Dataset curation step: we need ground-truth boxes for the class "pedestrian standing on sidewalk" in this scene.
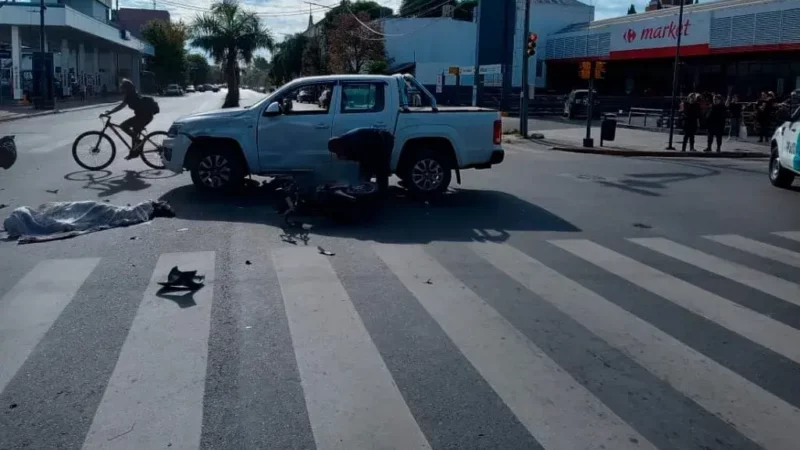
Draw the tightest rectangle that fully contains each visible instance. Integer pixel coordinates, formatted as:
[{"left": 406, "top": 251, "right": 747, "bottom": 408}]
[
  {"left": 705, "top": 94, "right": 727, "bottom": 152},
  {"left": 756, "top": 92, "right": 773, "bottom": 143},
  {"left": 681, "top": 93, "right": 701, "bottom": 152},
  {"left": 726, "top": 94, "right": 742, "bottom": 141}
]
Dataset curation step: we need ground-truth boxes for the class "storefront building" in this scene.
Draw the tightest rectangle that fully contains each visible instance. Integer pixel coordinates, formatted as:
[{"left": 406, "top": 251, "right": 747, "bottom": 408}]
[
  {"left": 0, "top": 0, "right": 154, "bottom": 104},
  {"left": 544, "top": 0, "right": 800, "bottom": 100}
]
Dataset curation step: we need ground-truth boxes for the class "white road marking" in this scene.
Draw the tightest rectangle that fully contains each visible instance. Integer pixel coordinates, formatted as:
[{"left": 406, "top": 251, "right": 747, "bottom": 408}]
[
  {"left": 773, "top": 231, "right": 800, "bottom": 243},
  {"left": 705, "top": 234, "right": 800, "bottom": 268},
  {"left": 473, "top": 241, "right": 800, "bottom": 450},
  {"left": 0, "top": 258, "right": 100, "bottom": 393},
  {"left": 272, "top": 247, "right": 431, "bottom": 450},
  {"left": 82, "top": 252, "right": 215, "bottom": 450},
  {"left": 553, "top": 239, "right": 800, "bottom": 365},
  {"left": 631, "top": 237, "right": 800, "bottom": 307},
  {"left": 374, "top": 243, "right": 653, "bottom": 450}
]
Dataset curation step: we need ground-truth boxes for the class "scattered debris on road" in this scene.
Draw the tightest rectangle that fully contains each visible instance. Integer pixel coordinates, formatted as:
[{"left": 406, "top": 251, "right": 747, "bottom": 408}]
[
  {"left": 424, "top": 279, "right": 433, "bottom": 285},
  {"left": 0, "top": 204, "right": 7, "bottom": 210},
  {"left": 46, "top": 189, "right": 59, "bottom": 194},
  {"left": 317, "top": 246, "right": 335, "bottom": 256},
  {"left": 633, "top": 223, "right": 653, "bottom": 229},
  {"left": 177, "top": 228, "right": 189, "bottom": 232},
  {"left": 245, "top": 260, "right": 252, "bottom": 265},
  {"left": 3, "top": 200, "right": 175, "bottom": 244},
  {"left": 158, "top": 266, "right": 205, "bottom": 290},
  {"left": 129, "top": 236, "right": 137, "bottom": 240}
]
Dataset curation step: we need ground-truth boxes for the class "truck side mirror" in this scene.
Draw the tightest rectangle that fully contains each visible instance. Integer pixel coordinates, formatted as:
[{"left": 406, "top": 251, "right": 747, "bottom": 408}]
[{"left": 263, "top": 101, "right": 282, "bottom": 117}]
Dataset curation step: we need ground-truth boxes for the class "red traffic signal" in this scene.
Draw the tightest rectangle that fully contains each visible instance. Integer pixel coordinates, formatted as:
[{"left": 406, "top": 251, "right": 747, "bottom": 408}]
[{"left": 526, "top": 33, "right": 538, "bottom": 57}]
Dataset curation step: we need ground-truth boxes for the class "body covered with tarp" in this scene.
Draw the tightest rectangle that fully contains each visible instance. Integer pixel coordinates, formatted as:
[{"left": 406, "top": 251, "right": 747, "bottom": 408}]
[{"left": 3, "top": 200, "right": 174, "bottom": 243}]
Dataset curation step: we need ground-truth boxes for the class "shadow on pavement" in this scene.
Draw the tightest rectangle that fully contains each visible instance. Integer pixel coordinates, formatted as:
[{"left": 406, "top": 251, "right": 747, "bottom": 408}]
[
  {"left": 568, "top": 167, "right": 721, "bottom": 197},
  {"left": 64, "top": 168, "right": 179, "bottom": 198},
  {"left": 158, "top": 183, "right": 581, "bottom": 244}
]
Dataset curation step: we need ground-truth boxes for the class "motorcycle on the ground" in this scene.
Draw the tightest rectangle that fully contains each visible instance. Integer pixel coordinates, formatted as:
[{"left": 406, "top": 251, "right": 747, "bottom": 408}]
[{"left": 0, "top": 136, "right": 16, "bottom": 170}]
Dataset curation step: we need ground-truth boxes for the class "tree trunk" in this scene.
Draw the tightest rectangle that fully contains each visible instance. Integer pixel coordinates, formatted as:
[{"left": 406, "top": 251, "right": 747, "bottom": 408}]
[{"left": 223, "top": 52, "right": 239, "bottom": 108}]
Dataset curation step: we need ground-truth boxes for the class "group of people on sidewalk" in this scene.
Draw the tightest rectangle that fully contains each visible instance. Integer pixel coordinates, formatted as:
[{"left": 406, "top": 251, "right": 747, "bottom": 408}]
[{"left": 679, "top": 90, "right": 798, "bottom": 152}]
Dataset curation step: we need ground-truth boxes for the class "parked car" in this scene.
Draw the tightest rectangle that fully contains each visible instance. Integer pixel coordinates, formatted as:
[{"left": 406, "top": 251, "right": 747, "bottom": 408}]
[
  {"left": 161, "top": 74, "right": 504, "bottom": 196},
  {"left": 768, "top": 105, "right": 800, "bottom": 189},
  {"left": 196, "top": 84, "right": 206, "bottom": 92},
  {"left": 185, "top": 85, "right": 195, "bottom": 93},
  {"left": 563, "top": 89, "right": 600, "bottom": 119},
  {"left": 211, "top": 84, "right": 220, "bottom": 92},
  {"left": 297, "top": 89, "right": 313, "bottom": 102},
  {"left": 164, "top": 84, "right": 183, "bottom": 96}
]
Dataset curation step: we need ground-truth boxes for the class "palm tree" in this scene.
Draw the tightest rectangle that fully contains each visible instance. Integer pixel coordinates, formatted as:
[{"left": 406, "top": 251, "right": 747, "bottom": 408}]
[{"left": 190, "top": 0, "right": 275, "bottom": 107}]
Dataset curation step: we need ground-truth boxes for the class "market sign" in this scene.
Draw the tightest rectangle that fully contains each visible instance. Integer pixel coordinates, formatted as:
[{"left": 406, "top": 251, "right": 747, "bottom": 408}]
[{"left": 609, "top": 10, "right": 710, "bottom": 52}]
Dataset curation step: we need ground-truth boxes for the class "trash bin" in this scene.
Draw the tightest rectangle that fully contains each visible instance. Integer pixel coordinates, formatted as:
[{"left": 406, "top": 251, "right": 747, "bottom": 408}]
[{"left": 600, "top": 116, "right": 617, "bottom": 146}]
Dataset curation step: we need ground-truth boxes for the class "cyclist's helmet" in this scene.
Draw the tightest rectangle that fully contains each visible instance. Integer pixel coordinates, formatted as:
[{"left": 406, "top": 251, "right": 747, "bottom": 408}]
[{"left": 0, "top": 135, "right": 17, "bottom": 170}]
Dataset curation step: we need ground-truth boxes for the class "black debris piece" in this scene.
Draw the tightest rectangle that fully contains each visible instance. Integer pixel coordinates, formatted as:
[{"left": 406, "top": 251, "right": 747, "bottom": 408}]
[
  {"left": 158, "top": 266, "right": 205, "bottom": 290},
  {"left": 317, "top": 246, "right": 335, "bottom": 256},
  {"left": 0, "top": 204, "right": 7, "bottom": 210},
  {"left": 633, "top": 223, "right": 652, "bottom": 229},
  {"left": 424, "top": 279, "right": 433, "bottom": 285},
  {"left": 245, "top": 260, "right": 252, "bottom": 265},
  {"left": 46, "top": 189, "right": 59, "bottom": 194},
  {"left": 129, "top": 236, "right": 137, "bottom": 240}
]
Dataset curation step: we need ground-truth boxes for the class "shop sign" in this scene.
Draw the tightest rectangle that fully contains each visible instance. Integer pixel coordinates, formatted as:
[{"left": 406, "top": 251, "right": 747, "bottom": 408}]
[{"left": 609, "top": 10, "right": 710, "bottom": 51}]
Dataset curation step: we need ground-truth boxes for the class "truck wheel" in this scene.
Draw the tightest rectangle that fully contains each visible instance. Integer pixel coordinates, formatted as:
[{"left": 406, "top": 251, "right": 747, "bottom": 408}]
[
  {"left": 401, "top": 149, "right": 452, "bottom": 196},
  {"left": 769, "top": 146, "right": 795, "bottom": 188},
  {"left": 190, "top": 147, "right": 245, "bottom": 192}
]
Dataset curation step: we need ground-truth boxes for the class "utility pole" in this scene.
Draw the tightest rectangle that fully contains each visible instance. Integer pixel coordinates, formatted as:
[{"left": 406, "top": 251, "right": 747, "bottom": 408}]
[
  {"left": 519, "top": 0, "right": 531, "bottom": 138},
  {"left": 584, "top": 60, "right": 595, "bottom": 147},
  {"left": 666, "top": 0, "right": 686, "bottom": 150}
]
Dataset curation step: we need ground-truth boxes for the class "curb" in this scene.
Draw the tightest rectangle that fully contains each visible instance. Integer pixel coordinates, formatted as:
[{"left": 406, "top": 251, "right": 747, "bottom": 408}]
[
  {"left": 543, "top": 143, "right": 769, "bottom": 158},
  {"left": 0, "top": 101, "right": 119, "bottom": 124}
]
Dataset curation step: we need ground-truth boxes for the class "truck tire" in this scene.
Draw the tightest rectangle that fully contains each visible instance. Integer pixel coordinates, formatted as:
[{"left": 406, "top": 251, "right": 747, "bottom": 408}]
[
  {"left": 190, "top": 146, "right": 246, "bottom": 192},
  {"left": 769, "top": 145, "right": 795, "bottom": 188},
  {"left": 400, "top": 148, "right": 452, "bottom": 196}
]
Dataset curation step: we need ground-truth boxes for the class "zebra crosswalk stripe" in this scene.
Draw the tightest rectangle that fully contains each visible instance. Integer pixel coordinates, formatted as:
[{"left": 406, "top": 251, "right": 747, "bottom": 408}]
[
  {"left": 552, "top": 239, "right": 800, "bottom": 365},
  {"left": 272, "top": 246, "right": 431, "bottom": 450},
  {"left": 774, "top": 231, "right": 800, "bottom": 243},
  {"left": 374, "top": 243, "right": 654, "bottom": 450},
  {"left": 0, "top": 258, "right": 100, "bottom": 393},
  {"left": 471, "top": 241, "right": 800, "bottom": 450},
  {"left": 705, "top": 234, "right": 800, "bottom": 268},
  {"left": 630, "top": 237, "right": 800, "bottom": 307},
  {"left": 82, "top": 252, "right": 216, "bottom": 450}
]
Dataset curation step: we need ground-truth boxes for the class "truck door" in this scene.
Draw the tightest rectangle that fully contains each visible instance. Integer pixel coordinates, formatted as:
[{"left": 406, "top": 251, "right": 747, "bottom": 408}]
[
  {"left": 779, "top": 107, "right": 800, "bottom": 172},
  {"left": 331, "top": 81, "right": 393, "bottom": 138},
  {"left": 257, "top": 81, "right": 336, "bottom": 172}
]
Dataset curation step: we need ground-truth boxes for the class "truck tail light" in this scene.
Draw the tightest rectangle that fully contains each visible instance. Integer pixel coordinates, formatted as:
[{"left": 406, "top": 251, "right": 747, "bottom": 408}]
[{"left": 493, "top": 119, "right": 502, "bottom": 145}]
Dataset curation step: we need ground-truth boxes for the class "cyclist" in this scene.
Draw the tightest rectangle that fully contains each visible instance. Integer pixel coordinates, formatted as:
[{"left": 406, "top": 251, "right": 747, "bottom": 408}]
[{"left": 102, "top": 79, "right": 157, "bottom": 160}]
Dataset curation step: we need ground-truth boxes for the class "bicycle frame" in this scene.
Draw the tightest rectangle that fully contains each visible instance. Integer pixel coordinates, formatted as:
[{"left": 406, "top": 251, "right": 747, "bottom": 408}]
[{"left": 97, "top": 116, "right": 148, "bottom": 151}]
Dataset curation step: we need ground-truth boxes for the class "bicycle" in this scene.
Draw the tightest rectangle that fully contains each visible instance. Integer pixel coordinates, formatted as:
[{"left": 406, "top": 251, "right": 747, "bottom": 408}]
[{"left": 72, "top": 115, "right": 168, "bottom": 171}]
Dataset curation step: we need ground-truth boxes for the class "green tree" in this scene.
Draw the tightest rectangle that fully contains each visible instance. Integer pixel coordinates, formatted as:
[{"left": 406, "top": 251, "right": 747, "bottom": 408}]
[
  {"left": 327, "top": 12, "right": 387, "bottom": 74},
  {"left": 627, "top": 4, "right": 637, "bottom": 14},
  {"left": 190, "top": 0, "right": 275, "bottom": 107},
  {"left": 141, "top": 19, "right": 188, "bottom": 89},
  {"left": 268, "top": 34, "right": 307, "bottom": 85},
  {"left": 253, "top": 55, "right": 270, "bottom": 71},
  {"left": 186, "top": 53, "right": 211, "bottom": 86}
]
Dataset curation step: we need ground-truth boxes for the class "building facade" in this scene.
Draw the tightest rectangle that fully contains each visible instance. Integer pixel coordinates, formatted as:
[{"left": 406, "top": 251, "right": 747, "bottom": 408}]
[
  {"left": 0, "top": 0, "right": 154, "bottom": 104},
  {"left": 544, "top": 0, "right": 800, "bottom": 99}
]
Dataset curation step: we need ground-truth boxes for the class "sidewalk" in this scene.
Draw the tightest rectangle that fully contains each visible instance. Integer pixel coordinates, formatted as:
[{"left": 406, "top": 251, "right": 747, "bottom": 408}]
[
  {"left": 528, "top": 123, "right": 770, "bottom": 158},
  {"left": 0, "top": 95, "right": 122, "bottom": 123}
]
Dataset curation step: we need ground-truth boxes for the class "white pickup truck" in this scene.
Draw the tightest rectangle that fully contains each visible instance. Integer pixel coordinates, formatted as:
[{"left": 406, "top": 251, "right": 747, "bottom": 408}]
[
  {"left": 769, "top": 106, "right": 800, "bottom": 189},
  {"left": 161, "top": 74, "right": 504, "bottom": 195}
]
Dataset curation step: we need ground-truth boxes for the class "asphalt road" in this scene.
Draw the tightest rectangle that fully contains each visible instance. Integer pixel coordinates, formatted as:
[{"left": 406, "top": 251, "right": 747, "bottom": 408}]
[{"left": 2, "top": 94, "right": 800, "bottom": 450}]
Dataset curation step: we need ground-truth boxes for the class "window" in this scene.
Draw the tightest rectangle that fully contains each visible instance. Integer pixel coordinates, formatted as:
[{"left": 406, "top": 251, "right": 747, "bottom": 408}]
[
  {"left": 276, "top": 83, "right": 333, "bottom": 115},
  {"left": 341, "top": 83, "right": 385, "bottom": 113}
]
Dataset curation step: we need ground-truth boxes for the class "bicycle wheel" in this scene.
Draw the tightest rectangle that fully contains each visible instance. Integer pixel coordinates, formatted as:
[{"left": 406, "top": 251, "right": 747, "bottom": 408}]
[
  {"left": 72, "top": 131, "right": 116, "bottom": 170},
  {"left": 140, "top": 131, "right": 168, "bottom": 169}
]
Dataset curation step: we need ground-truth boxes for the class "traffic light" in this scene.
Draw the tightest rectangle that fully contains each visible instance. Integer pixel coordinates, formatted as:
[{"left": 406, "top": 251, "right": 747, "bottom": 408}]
[
  {"left": 594, "top": 61, "right": 606, "bottom": 79},
  {"left": 526, "top": 33, "right": 538, "bottom": 58}
]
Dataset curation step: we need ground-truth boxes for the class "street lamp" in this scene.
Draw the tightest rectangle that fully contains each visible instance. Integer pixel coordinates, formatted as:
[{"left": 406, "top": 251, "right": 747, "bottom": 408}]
[{"left": 666, "top": 0, "right": 686, "bottom": 150}]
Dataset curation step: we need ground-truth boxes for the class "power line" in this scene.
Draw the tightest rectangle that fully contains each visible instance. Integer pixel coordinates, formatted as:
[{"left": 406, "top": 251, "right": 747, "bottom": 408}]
[{"left": 154, "top": 0, "right": 333, "bottom": 17}]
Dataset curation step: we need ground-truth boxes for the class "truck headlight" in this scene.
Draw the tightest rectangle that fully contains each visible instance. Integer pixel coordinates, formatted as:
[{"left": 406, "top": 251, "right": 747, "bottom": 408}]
[{"left": 167, "top": 124, "right": 182, "bottom": 137}]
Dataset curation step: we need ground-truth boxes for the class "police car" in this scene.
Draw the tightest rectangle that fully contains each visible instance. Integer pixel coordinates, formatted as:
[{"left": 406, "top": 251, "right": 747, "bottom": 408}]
[{"left": 769, "top": 106, "right": 800, "bottom": 188}]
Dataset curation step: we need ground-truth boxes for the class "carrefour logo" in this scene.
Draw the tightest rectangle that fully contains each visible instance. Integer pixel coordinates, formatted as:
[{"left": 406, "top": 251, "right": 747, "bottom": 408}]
[{"left": 623, "top": 19, "right": 692, "bottom": 43}]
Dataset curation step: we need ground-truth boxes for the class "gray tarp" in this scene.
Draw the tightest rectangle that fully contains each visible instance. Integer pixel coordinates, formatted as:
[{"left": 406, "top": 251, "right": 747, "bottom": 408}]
[{"left": 3, "top": 200, "right": 174, "bottom": 243}]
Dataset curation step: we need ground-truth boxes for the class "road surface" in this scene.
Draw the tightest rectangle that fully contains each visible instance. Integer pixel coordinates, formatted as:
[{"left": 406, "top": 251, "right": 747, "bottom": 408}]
[{"left": 2, "top": 93, "right": 800, "bottom": 450}]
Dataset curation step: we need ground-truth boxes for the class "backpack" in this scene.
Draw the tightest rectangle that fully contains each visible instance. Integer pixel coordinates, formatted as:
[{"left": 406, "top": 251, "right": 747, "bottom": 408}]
[{"left": 141, "top": 96, "right": 160, "bottom": 115}]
